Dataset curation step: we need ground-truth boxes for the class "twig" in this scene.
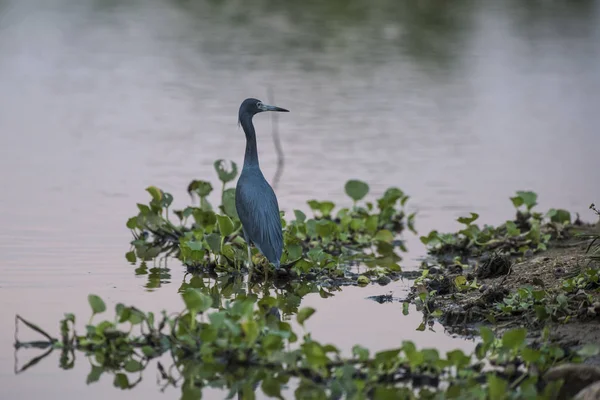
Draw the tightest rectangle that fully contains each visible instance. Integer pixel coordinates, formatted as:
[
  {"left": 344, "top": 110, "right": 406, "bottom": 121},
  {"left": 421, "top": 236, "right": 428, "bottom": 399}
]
[{"left": 267, "top": 86, "right": 284, "bottom": 191}]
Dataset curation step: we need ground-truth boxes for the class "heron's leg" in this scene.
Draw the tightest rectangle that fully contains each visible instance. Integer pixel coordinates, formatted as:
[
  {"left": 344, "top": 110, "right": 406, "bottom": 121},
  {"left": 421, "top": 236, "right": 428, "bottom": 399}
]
[
  {"left": 246, "top": 244, "right": 252, "bottom": 270},
  {"left": 242, "top": 228, "right": 253, "bottom": 271}
]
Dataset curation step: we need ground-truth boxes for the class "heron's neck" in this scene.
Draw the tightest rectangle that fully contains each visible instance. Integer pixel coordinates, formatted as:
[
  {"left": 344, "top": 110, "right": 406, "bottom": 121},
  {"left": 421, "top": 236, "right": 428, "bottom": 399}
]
[{"left": 240, "top": 114, "right": 260, "bottom": 168}]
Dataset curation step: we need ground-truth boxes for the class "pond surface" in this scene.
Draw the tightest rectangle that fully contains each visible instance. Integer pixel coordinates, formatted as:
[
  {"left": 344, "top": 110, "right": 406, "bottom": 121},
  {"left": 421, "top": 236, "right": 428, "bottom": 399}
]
[{"left": 0, "top": 0, "right": 599, "bottom": 398}]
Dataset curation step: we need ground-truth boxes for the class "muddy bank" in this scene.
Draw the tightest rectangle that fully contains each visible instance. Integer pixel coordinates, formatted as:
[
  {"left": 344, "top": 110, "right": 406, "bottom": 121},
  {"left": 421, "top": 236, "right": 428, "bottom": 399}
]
[{"left": 410, "top": 223, "right": 600, "bottom": 352}]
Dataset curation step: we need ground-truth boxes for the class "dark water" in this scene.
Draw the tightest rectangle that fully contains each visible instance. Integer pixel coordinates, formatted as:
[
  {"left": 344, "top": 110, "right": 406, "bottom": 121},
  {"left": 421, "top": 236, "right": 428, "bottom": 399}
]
[{"left": 0, "top": 0, "right": 599, "bottom": 398}]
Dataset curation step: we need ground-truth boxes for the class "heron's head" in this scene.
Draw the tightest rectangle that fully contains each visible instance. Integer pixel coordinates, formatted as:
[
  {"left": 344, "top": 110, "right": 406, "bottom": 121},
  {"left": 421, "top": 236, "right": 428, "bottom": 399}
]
[{"left": 238, "top": 98, "right": 289, "bottom": 123}]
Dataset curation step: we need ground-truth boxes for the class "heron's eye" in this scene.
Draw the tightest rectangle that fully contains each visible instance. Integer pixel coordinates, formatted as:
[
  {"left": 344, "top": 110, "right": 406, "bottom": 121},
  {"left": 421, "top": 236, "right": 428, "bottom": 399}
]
[{"left": 256, "top": 102, "right": 262, "bottom": 108}]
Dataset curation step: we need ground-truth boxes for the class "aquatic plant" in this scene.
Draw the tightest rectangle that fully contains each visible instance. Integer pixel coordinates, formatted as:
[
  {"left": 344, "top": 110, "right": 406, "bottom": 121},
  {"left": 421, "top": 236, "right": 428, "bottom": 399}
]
[
  {"left": 126, "top": 159, "right": 416, "bottom": 285},
  {"left": 420, "top": 191, "right": 576, "bottom": 259},
  {"left": 15, "top": 292, "right": 599, "bottom": 399}
]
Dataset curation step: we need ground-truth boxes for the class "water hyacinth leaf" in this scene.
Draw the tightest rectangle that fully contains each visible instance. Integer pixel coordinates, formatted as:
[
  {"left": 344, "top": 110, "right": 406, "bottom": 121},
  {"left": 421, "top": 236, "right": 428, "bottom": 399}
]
[
  {"left": 113, "top": 373, "right": 130, "bottom": 390},
  {"left": 188, "top": 180, "right": 213, "bottom": 198},
  {"left": 352, "top": 345, "right": 369, "bottom": 361},
  {"left": 547, "top": 208, "right": 571, "bottom": 224},
  {"left": 365, "top": 215, "right": 378, "bottom": 234},
  {"left": 125, "top": 251, "right": 136, "bottom": 263},
  {"left": 297, "top": 307, "right": 316, "bottom": 326},
  {"left": 261, "top": 376, "right": 283, "bottom": 399},
  {"left": 286, "top": 244, "right": 302, "bottom": 261},
  {"left": 315, "top": 220, "right": 334, "bottom": 238},
  {"left": 86, "top": 365, "right": 103, "bottom": 384},
  {"left": 302, "top": 342, "right": 329, "bottom": 367},
  {"left": 204, "top": 233, "right": 222, "bottom": 253},
  {"left": 221, "top": 188, "right": 238, "bottom": 218},
  {"left": 88, "top": 295, "right": 106, "bottom": 315},
  {"left": 511, "top": 191, "right": 537, "bottom": 210},
  {"left": 374, "top": 348, "right": 401, "bottom": 365},
  {"left": 457, "top": 212, "right": 479, "bottom": 226},
  {"left": 216, "top": 214, "right": 234, "bottom": 237},
  {"left": 242, "top": 320, "right": 259, "bottom": 344},
  {"left": 345, "top": 180, "right": 369, "bottom": 202},
  {"left": 307, "top": 200, "right": 320, "bottom": 211},
  {"left": 505, "top": 221, "right": 520, "bottom": 236},
  {"left": 318, "top": 201, "right": 335, "bottom": 216},
  {"left": 294, "top": 210, "right": 306, "bottom": 223},
  {"left": 374, "top": 229, "right": 394, "bottom": 243},
  {"left": 479, "top": 326, "right": 495, "bottom": 344},
  {"left": 124, "top": 360, "right": 143, "bottom": 373},
  {"left": 181, "top": 386, "right": 202, "bottom": 400},
  {"left": 145, "top": 186, "right": 163, "bottom": 202},
  {"left": 454, "top": 276, "right": 467, "bottom": 288},
  {"left": 501, "top": 328, "right": 527, "bottom": 350},
  {"left": 487, "top": 375, "right": 508, "bottom": 400},
  {"left": 214, "top": 159, "right": 238, "bottom": 184},
  {"left": 182, "top": 288, "right": 213, "bottom": 313},
  {"left": 126, "top": 217, "right": 138, "bottom": 229},
  {"left": 576, "top": 344, "right": 600, "bottom": 358}
]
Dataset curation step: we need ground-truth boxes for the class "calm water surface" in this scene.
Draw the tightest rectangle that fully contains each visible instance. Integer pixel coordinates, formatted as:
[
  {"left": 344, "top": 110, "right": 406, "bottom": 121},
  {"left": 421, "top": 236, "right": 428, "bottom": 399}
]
[{"left": 0, "top": 0, "right": 599, "bottom": 398}]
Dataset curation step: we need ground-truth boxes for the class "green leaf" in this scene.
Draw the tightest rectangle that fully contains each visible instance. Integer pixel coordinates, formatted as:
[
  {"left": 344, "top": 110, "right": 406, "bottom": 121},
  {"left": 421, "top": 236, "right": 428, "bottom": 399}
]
[
  {"left": 487, "top": 374, "right": 508, "bottom": 400},
  {"left": 145, "top": 186, "right": 163, "bottom": 202},
  {"left": 345, "top": 180, "right": 369, "bottom": 202},
  {"left": 547, "top": 208, "right": 571, "bottom": 224},
  {"left": 124, "top": 359, "right": 143, "bottom": 373},
  {"left": 88, "top": 295, "right": 106, "bottom": 315},
  {"left": 126, "top": 217, "right": 138, "bottom": 230},
  {"left": 505, "top": 221, "right": 520, "bottom": 236},
  {"left": 241, "top": 320, "right": 259, "bottom": 344},
  {"left": 307, "top": 200, "right": 321, "bottom": 211},
  {"left": 204, "top": 233, "right": 222, "bottom": 253},
  {"left": 479, "top": 326, "right": 495, "bottom": 345},
  {"left": 188, "top": 180, "right": 213, "bottom": 197},
  {"left": 182, "top": 289, "right": 213, "bottom": 313},
  {"left": 113, "top": 373, "right": 130, "bottom": 390},
  {"left": 86, "top": 365, "right": 103, "bottom": 384},
  {"left": 318, "top": 201, "right": 335, "bottom": 216},
  {"left": 454, "top": 275, "right": 467, "bottom": 288},
  {"left": 286, "top": 244, "right": 302, "bottom": 261},
  {"left": 514, "top": 191, "right": 538, "bottom": 210},
  {"left": 357, "top": 275, "right": 370, "bottom": 285},
  {"left": 125, "top": 251, "right": 136, "bottom": 263},
  {"left": 374, "top": 229, "right": 394, "bottom": 243},
  {"left": 213, "top": 159, "right": 238, "bottom": 184},
  {"left": 181, "top": 386, "right": 202, "bottom": 400},
  {"left": 315, "top": 220, "right": 334, "bottom": 238},
  {"left": 365, "top": 215, "right": 378, "bottom": 234},
  {"left": 501, "top": 328, "right": 527, "bottom": 350},
  {"left": 216, "top": 214, "right": 234, "bottom": 237},
  {"left": 374, "top": 348, "right": 401, "bottom": 365},
  {"left": 221, "top": 188, "right": 238, "bottom": 219},
  {"left": 297, "top": 307, "right": 316, "bottom": 326},
  {"left": 261, "top": 376, "right": 283, "bottom": 399},
  {"left": 294, "top": 210, "right": 306, "bottom": 223},
  {"left": 352, "top": 345, "right": 369, "bottom": 361},
  {"left": 577, "top": 344, "right": 600, "bottom": 358},
  {"left": 457, "top": 212, "right": 479, "bottom": 226}
]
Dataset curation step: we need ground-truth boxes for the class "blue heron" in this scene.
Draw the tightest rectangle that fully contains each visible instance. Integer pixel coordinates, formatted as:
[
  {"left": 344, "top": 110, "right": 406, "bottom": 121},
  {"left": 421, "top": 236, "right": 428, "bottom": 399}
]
[{"left": 235, "top": 98, "right": 289, "bottom": 271}]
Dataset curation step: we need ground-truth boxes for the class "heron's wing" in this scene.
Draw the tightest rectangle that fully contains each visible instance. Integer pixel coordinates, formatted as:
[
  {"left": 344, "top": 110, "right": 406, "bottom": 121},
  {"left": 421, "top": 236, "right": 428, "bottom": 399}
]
[{"left": 235, "top": 174, "right": 283, "bottom": 266}]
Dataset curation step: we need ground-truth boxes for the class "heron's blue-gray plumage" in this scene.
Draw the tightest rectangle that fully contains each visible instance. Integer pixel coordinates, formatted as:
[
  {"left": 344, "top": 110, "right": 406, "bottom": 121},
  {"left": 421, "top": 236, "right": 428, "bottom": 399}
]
[
  {"left": 235, "top": 168, "right": 283, "bottom": 267},
  {"left": 235, "top": 98, "right": 287, "bottom": 268}
]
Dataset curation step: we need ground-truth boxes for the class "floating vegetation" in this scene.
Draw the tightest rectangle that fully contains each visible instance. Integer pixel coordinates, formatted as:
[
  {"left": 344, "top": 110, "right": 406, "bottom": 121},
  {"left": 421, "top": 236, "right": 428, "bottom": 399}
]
[
  {"left": 126, "top": 159, "right": 416, "bottom": 285},
  {"left": 14, "top": 292, "right": 600, "bottom": 399},
  {"left": 410, "top": 203, "right": 600, "bottom": 348},
  {"left": 420, "top": 191, "right": 577, "bottom": 261}
]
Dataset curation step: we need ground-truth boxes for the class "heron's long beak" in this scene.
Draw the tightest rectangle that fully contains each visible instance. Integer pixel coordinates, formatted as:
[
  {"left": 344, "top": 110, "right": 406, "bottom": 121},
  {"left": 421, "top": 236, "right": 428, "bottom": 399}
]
[{"left": 260, "top": 103, "right": 289, "bottom": 112}]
